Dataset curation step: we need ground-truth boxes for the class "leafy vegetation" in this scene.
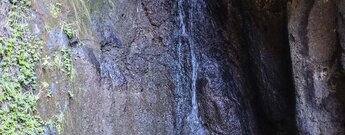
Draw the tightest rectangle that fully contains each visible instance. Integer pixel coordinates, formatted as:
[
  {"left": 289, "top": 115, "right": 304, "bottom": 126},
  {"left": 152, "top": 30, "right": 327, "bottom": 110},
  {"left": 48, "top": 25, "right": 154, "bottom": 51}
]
[
  {"left": 61, "top": 48, "right": 74, "bottom": 81},
  {"left": 49, "top": 3, "right": 61, "bottom": 18},
  {"left": 0, "top": 0, "right": 88, "bottom": 134},
  {"left": 62, "top": 22, "right": 74, "bottom": 39},
  {"left": 42, "top": 47, "right": 74, "bottom": 81},
  {"left": 0, "top": 0, "right": 44, "bottom": 134}
]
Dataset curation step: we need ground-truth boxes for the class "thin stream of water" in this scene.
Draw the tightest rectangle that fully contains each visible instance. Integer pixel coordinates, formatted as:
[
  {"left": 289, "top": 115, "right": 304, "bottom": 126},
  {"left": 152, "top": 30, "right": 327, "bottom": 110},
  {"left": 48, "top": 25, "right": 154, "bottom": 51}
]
[{"left": 177, "top": 0, "right": 204, "bottom": 134}]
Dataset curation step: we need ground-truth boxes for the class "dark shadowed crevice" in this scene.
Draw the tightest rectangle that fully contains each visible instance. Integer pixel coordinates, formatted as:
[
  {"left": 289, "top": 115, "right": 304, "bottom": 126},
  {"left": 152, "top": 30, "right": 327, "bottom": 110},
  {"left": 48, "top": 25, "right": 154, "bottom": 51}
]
[
  {"left": 336, "top": 0, "right": 345, "bottom": 114},
  {"left": 236, "top": 0, "right": 297, "bottom": 134},
  {"left": 202, "top": 0, "right": 259, "bottom": 134}
]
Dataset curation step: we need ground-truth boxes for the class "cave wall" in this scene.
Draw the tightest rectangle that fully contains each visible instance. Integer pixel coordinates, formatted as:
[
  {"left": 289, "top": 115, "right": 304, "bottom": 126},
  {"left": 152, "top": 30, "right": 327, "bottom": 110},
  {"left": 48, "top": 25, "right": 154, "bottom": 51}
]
[{"left": 288, "top": 0, "right": 345, "bottom": 134}]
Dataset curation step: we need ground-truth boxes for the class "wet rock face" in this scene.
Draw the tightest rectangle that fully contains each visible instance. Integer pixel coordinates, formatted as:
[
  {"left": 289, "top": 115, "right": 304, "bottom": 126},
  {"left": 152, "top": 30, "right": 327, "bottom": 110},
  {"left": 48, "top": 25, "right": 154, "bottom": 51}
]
[
  {"left": 79, "top": 0, "right": 252, "bottom": 134},
  {"left": 86, "top": 0, "right": 175, "bottom": 134},
  {"left": 76, "top": 0, "right": 259, "bottom": 134},
  {"left": 25, "top": 0, "right": 345, "bottom": 134},
  {"left": 190, "top": 0, "right": 255, "bottom": 134}
]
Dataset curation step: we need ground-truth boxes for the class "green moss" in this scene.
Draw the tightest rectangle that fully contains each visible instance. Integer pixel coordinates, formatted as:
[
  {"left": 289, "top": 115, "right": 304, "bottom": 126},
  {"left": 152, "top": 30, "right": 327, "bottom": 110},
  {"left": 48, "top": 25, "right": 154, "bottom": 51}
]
[
  {"left": 0, "top": 0, "right": 44, "bottom": 134},
  {"left": 61, "top": 48, "right": 74, "bottom": 81},
  {"left": 0, "top": 0, "right": 82, "bottom": 134}
]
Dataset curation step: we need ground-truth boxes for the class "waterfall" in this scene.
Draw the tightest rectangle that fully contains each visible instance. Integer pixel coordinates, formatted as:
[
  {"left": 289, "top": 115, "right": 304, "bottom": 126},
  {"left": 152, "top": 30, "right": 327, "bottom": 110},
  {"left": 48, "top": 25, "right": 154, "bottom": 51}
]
[
  {"left": 175, "top": 0, "right": 184, "bottom": 132},
  {"left": 177, "top": 0, "right": 205, "bottom": 134}
]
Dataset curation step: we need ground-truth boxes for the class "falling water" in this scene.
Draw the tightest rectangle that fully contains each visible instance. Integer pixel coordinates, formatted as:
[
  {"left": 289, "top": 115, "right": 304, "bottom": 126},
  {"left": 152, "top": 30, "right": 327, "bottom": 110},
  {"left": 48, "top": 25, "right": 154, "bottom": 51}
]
[
  {"left": 175, "top": 0, "right": 184, "bottom": 132},
  {"left": 177, "top": 0, "right": 205, "bottom": 134}
]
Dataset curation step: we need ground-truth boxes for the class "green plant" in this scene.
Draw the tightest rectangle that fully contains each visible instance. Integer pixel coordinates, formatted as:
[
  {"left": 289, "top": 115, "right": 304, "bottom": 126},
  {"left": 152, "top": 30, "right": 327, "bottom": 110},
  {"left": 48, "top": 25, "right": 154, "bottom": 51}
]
[
  {"left": 68, "top": 91, "right": 74, "bottom": 98},
  {"left": 62, "top": 22, "right": 74, "bottom": 39},
  {"left": 49, "top": 3, "right": 61, "bottom": 18},
  {"left": 0, "top": 1, "right": 44, "bottom": 134},
  {"left": 45, "top": 113, "right": 64, "bottom": 134},
  {"left": 61, "top": 48, "right": 73, "bottom": 81},
  {"left": 41, "top": 81, "right": 49, "bottom": 88},
  {"left": 0, "top": 0, "right": 81, "bottom": 134}
]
